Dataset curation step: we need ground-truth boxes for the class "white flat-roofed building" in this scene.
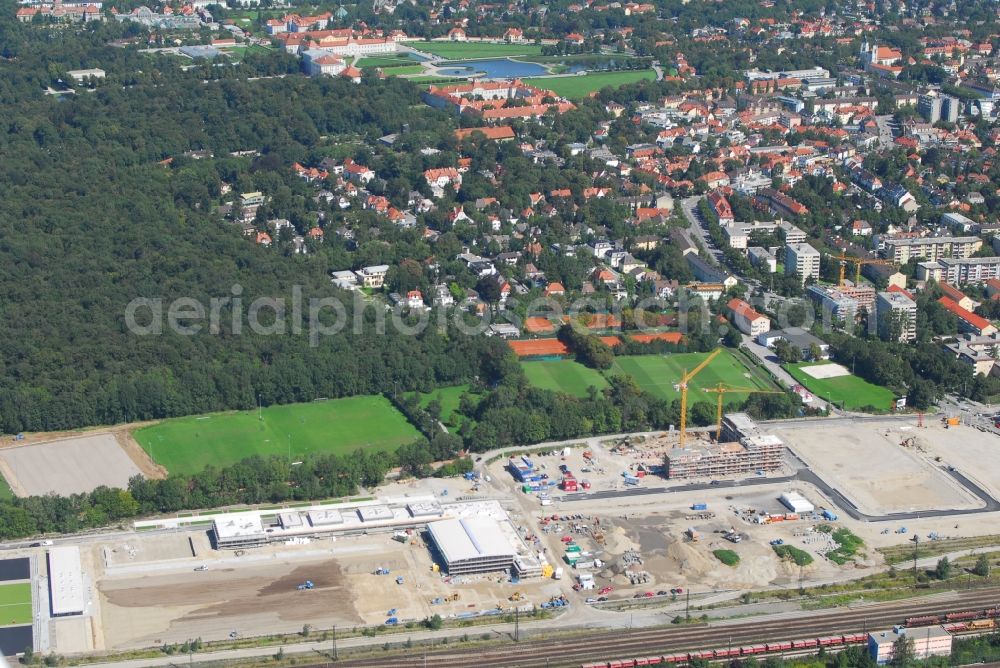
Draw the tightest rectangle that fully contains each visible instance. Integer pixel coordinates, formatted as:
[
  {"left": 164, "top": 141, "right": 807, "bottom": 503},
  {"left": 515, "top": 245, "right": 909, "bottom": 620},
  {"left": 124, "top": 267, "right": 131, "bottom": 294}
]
[
  {"left": 358, "top": 505, "right": 393, "bottom": 522},
  {"left": 307, "top": 509, "right": 344, "bottom": 526},
  {"left": 780, "top": 491, "right": 815, "bottom": 514},
  {"left": 67, "top": 68, "right": 105, "bottom": 82},
  {"left": 785, "top": 243, "right": 820, "bottom": 285},
  {"left": 279, "top": 512, "right": 304, "bottom": 529},
  {"left": 869, "top": 626, "right": 951, "bottom": 664},
  {"left": 213, "top": 512, "right": 268, "bottom": 549},
  {"left": 48, "top": 546, "right": 85, "bottom": 616},
  {"left": 408, "top": 501, "right": 443, "bottom": 518},
  {"left": 427, "top": 517, "right": 517, "bottom": 575}
]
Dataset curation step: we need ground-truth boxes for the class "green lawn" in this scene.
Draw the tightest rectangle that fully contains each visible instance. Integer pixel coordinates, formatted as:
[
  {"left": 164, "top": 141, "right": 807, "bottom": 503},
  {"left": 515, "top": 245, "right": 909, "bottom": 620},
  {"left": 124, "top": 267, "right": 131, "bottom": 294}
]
[
  {"left": 133, "top": 395, "right": 421, "bottom": 475},
  {"left": 355, "top": 54, "right": 423, "bottom": 68},
  {"left": 784, "top": 362, "right": 896, "bottom": 412},
  {"left": 0, "top": 583, "right": 32, "bottom": 626},
  {"left": 403, "top": 41, "right": 543, "bottom": 59},
  {"left": 0, "top": 476, "right": 14, "bottom": 501},
  {"left": 607, "top": 350, "right": 777, "bottom": 403},
  {"left": 380, "top": 65, "right": 426, "bottom": 76},
  {"left": 419, "top": 385, "right": 475, "bottom": 429},
  {"left": 411, "top": 76, "right": 469, "bottom": 85},
  {"left": 522, "top": 360, "right": 610, "bottom": 398},
  {"left": 525, "top": 70, "right": 655, "bottom": 99}
]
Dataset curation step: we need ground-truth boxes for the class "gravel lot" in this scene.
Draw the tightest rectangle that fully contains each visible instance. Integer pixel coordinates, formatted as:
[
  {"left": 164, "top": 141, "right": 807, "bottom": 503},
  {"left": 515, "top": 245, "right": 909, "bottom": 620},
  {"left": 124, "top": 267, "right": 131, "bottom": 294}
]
[{"left": 0, "top": 434, "right": 142, "bottom": 496}]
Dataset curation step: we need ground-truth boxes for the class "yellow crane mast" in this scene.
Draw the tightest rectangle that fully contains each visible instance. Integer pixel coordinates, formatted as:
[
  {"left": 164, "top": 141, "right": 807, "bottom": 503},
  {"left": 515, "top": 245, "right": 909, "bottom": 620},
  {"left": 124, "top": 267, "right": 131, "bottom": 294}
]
[
  {"left": 678, "top": 348, "right": 722, "bottom": 448},
  {"left": 703, "top": 384, "right": 786, "bottom": 441}
]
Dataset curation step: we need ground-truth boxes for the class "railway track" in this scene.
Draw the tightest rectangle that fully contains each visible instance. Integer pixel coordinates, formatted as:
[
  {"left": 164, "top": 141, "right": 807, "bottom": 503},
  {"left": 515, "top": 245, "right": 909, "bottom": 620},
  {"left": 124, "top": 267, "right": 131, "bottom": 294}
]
[{"left": 305, "top": 587, "right": 1000, "bottom": 668}]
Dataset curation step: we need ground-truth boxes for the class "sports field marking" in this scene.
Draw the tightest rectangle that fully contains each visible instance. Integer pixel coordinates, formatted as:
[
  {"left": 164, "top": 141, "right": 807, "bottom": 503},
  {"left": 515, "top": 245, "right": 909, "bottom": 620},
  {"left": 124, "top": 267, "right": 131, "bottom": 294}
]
[
  {"left": 133, "top": 395, "right": 421, "bottom": 475},
  {"left": 800, "top": 363, "right": 850, "bottom": 380},
  {"left": 0, "top": 583, "right": 32, "bottom": 626},
  {"left": 521, "top": 360, "right": 610, "bottom": 397},
  {"left": 606, "top": 350, "right": 780, "bottom": 403}
]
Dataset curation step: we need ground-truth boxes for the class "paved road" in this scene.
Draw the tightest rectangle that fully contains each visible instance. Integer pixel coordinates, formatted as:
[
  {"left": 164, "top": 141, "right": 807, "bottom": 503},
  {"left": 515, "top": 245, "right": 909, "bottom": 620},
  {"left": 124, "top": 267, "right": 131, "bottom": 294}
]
[
  {"left": 738, "top": 335, "right": 833, "bottom": 413},
  {"left": 561, "top": 441, "right": 1000, "bottom": 524},
  {"left": 874, "top": 114, "right": 895, "bottom": 147},
  {"left": 680, "top": 195, "right": 725, "bottom": 263}
]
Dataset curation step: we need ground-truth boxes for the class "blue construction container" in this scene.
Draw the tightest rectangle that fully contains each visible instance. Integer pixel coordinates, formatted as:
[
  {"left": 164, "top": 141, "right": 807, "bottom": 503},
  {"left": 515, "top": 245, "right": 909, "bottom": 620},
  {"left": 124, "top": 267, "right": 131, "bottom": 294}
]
[{"left": 691, "top": 503, "right": 708, "bottom": 511}]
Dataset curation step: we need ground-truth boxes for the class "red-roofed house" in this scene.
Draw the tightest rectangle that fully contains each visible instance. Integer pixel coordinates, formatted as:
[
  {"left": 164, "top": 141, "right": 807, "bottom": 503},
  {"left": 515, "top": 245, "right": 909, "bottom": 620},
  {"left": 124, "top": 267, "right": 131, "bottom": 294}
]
[
  {"left": 544, "top": 282, "right": 566, "bottom": 296},
  {"left": 424, "top": 167, "right": 462, "bottom": 196},
  {"left": 939, "top": 297, "right": 997, "bottom": 336},
  {"left": 985, "top": 278, "right": 1000, "bottom": 301},
  {"left": 727, "top": 298, "right": 770, "bottom": 336},
  {"left": 504, "top": 28, "right": 524, "bottom": 43},
  {"left": 339, "top": 66, "right": 363, "bottom": 83},
  {"left": 707, "top": 190, "right": 734, "bottom": 225},
  {"left": 940, "top": 283, "right": 976, "bottom": 311},
  {"left": 700, "top": 171, "right": 731, "bottom": 189},
  {"left": 454, "top": 125, "right": 516, "bottom": 142}
]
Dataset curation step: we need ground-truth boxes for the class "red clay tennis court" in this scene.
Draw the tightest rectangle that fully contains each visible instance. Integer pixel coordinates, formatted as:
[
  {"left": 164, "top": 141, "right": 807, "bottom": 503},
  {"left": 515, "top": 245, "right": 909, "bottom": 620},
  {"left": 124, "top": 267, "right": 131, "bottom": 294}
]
[
  {"left": 628, "top": 332, "right": 684, "bottom": 344},
  {"left": 508, "top": 338, "right": 570, "bottom": 357},
  {"left": 524, "top": 317, "right": 556, "bottom": 334}
]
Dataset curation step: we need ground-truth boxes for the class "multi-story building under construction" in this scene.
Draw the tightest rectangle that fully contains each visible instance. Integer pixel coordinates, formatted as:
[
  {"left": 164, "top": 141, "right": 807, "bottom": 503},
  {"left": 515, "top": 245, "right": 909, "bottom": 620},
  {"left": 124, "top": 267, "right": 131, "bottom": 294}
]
[{"left": 665, "top": 413, "right": 784, "bottom": 479}]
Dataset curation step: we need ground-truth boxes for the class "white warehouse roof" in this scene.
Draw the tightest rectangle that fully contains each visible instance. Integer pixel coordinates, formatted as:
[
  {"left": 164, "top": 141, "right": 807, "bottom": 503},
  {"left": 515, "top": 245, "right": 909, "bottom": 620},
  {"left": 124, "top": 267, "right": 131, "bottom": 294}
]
[
  {"left": 780, "top": 491, "right": 815, "bottom": 514},
  {"left": 427, "top": 517, "right": 515, "bottom": 564},
  {"left": 48, "top": 546, "right": 85, "bottom": 616}
]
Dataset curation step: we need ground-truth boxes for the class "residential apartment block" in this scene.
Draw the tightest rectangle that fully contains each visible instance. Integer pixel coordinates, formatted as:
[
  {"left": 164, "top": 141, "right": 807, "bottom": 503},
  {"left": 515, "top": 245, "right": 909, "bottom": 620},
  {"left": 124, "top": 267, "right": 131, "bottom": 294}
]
[
  {"left": 876, "top": 290, "right": 917, "bottom": 342},
  {"left": 881, "top": 236, "right": 982, "bottom": 263},
  {"left": 785, "top": 243, "right": 820, "bottom": 284}
]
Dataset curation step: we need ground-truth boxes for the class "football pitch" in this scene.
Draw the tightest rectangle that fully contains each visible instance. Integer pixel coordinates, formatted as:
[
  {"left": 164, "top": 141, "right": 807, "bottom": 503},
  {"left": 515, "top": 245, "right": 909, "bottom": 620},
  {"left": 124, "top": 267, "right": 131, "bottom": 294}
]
[
  {"left": 521, "top": 360, "right": 610, "bottom": 398},
  {"left": 0, "top": 583, "right": 31, "bottom": 626},
  {"left": 607, "top": 350, "right": 778, "bottom": 402},
  {"left": 785, "top": 362, "right": 896, "bottom": 412},
  {"left": 133, "top": 395, "right": 421, "bottom": 475}
]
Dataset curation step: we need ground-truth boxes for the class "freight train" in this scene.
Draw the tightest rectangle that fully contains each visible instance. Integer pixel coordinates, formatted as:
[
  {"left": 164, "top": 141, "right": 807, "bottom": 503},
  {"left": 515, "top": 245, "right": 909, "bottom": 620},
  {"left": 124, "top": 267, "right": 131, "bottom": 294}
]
[
  {"left": 905, "top": 606, "right": 1000, "bottom": 628},
  {"left": 582, "top": 606, "right": 1000, "bottom": 668},
  {"left": 580, "top": 633, "right": 869, "bottom": 668}
]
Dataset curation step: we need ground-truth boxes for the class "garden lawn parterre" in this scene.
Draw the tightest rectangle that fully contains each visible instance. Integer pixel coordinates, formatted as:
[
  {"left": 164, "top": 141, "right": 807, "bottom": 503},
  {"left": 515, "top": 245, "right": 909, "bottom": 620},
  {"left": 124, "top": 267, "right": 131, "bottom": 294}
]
[
  {"left": 524, "top": 70, "right": 655, "bottom": 99},
  {"left": 403, "top": 41, "right": 543, "bottom": 59}
]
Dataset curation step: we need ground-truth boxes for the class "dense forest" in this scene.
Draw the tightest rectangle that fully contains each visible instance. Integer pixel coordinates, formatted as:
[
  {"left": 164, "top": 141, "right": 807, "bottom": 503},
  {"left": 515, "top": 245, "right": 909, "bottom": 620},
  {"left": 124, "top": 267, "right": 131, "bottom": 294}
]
[{"left": 0, "top": 12, "right": 510, "bottom": 432}]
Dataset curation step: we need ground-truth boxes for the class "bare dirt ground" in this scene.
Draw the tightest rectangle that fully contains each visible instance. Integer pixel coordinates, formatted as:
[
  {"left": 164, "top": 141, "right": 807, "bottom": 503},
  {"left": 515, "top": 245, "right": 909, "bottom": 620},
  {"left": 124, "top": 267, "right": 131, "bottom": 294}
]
[
  {"left": 94, "top": 531, "right": 559, "bottom": 651},
  {"left": 99, "top": 555, "right": 362, "bottom": 649},
  {"left": 0, "top": 434, "right": 143, "bottom": 497},
  {"left": 913, "top": 421, "right": 1000, "bottom": 499},
  {"left": 0, "top": 421, "right": 165, "bottom": 493},
  {"left": 776, "top": 421, "right": 980, "bottom": 515},
  {"left": 115, "top": 430, "right": 166, "bottom": 480}
]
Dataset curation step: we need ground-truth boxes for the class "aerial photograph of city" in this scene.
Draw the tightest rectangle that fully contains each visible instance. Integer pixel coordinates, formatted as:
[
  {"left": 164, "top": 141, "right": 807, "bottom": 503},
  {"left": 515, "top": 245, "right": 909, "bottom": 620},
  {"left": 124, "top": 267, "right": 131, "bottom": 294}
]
[{"left": 8, "top": 0, "right": 1000, "bottom": 664}]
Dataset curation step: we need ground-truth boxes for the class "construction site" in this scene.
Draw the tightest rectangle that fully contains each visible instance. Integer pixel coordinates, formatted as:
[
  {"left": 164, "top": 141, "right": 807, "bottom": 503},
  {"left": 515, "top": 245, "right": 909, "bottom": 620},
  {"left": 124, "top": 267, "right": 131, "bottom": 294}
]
[
  {"left": 663, "top": 414, "right": 785, "bottom": 480},
  {"left": 11, "top": 407, "right": 1000, "bottom": 660}
]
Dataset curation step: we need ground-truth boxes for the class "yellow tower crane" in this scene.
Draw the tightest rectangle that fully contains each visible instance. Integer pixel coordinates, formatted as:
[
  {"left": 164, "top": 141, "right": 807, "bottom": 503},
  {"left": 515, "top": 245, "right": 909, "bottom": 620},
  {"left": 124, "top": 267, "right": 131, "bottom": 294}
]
[
  {"left": 703, "top": 384, "right": 786, "bottom": 441},
  {"left": 678, "top": 348, "right": 722, "bottom": 448},
  {"left": 829, "top": 252, "right": 895, "bottom": 286}
]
